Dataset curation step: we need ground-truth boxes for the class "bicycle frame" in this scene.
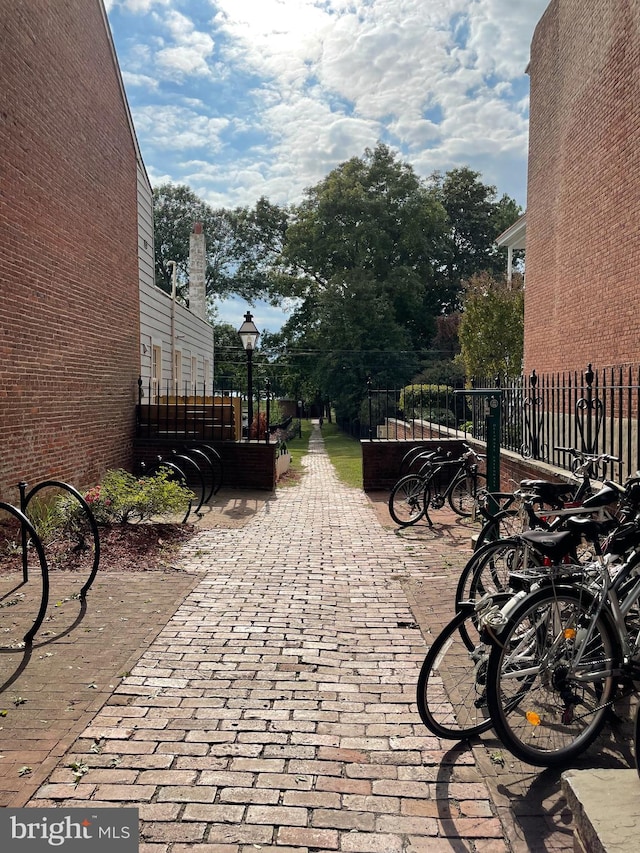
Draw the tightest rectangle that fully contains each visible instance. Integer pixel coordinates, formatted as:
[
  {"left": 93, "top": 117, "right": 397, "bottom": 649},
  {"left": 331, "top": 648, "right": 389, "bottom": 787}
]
[
  {"left": 494, "top": 547, "right": 640, "bottom": 690},
  {"left": 421, "top": 448, "right": 484, "bottom": 524}
]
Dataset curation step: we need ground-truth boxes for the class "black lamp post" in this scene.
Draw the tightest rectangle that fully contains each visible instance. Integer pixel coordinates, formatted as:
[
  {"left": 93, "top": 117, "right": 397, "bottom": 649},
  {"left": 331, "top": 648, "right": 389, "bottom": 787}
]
[{"left": 238, "top": 311, "right": 260, "bottom": 440}]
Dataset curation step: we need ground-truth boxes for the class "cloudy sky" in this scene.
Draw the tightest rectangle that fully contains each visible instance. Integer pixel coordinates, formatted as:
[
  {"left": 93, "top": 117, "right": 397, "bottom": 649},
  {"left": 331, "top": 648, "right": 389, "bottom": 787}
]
[{"left": 105, "top": 0, "right": 549, "bottom": 330}]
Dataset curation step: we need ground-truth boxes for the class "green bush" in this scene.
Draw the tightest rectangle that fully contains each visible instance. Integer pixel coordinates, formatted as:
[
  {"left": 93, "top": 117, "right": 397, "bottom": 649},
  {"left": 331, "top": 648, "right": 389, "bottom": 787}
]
[
  {"left": 399, "top": 384, "right": 454, "bottom": 421},
  {"left": 54, "top": 468, "right": 195, "bottom": 527}
]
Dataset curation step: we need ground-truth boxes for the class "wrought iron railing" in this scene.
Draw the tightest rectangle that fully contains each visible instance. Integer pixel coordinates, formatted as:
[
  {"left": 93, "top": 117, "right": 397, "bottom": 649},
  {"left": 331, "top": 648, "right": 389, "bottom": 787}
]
[
  {"left": 135, "top": 377, "right": 278, "bottom": 443},
  {"left": 365, "top": 364, "right": 640, "bottom": 479}
]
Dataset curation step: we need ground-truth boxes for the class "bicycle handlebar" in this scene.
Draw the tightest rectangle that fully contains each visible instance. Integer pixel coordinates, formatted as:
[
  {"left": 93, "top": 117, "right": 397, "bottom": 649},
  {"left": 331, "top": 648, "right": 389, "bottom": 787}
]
[{"left": 555, "top": 447, "right": 621, "bottom": 464}]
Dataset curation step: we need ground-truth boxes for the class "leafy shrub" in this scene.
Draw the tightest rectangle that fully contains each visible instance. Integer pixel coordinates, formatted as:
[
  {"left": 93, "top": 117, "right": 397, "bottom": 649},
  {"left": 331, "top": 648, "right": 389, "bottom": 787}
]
[
  {"left": 399, "top": 384, "right": 454, "bottom": 421},
  {"left": 54, "top": 469, "right": 195, "bottom": 527}
]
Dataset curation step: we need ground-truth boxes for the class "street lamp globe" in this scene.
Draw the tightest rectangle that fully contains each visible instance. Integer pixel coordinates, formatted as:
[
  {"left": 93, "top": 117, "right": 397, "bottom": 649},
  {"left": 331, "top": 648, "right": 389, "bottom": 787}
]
[{"left": 238, "top": 311, "right": 260, "bottom": 352}]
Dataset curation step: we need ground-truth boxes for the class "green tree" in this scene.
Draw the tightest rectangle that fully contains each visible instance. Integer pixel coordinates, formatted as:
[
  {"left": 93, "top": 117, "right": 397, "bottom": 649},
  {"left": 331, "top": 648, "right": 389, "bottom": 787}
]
[
  {"left": 212, "top": 322, "right": 246, "bottom": 390},
  {"left": 274, "top": 144, "right": 448, "bottom": 419},
  {"left": 430, "top": 167, "right": 522, "bottom": 309},
  {"left": 153, "top": 184, "right": 286, "bottom": 310},
  {"left": 457, "top": 271, "right": 524, "bottom": 379}
]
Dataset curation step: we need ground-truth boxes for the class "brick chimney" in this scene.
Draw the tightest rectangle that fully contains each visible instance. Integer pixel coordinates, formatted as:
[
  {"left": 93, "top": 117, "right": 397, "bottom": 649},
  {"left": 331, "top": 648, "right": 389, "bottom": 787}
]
[{"left": 188, "top": 222, "right": 207, "bottom": 320}]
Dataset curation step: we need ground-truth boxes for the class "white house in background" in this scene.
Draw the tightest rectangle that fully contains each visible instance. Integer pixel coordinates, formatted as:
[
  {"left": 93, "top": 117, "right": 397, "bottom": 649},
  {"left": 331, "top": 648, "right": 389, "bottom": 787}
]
[
  {"left": 137, "top": 209, "right": 215, "bottom": 397},
  {"left": 496, "top": 213, "right": 526, "bottom": 281}
]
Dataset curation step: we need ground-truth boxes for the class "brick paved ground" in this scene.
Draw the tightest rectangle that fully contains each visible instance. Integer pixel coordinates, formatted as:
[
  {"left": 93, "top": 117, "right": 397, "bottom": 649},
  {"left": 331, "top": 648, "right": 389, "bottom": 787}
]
[{"left": 2, "top": 424, "right": 635, "bottom": 852}]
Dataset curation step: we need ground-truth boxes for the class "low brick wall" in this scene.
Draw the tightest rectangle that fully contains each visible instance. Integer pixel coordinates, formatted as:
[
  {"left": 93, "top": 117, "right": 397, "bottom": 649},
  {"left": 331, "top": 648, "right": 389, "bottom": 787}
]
[
  {"left": 134, "top": 439, "right": 278, "bottom": 491},
  {"left": 361, "top": 438, "right": 575, "bottom": 493}
]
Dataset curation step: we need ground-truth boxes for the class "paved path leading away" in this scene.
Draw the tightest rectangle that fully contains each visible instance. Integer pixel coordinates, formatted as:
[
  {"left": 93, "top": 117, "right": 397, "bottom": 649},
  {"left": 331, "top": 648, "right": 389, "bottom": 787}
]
[{"left": 15, "top": 423, "right": 631, "bottom": 852}]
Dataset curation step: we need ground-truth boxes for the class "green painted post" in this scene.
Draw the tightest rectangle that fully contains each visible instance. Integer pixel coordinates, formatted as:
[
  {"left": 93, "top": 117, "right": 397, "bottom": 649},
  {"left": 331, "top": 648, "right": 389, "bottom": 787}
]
[{"left": 485, "top": 392, "right": 502, "bottom": 493}]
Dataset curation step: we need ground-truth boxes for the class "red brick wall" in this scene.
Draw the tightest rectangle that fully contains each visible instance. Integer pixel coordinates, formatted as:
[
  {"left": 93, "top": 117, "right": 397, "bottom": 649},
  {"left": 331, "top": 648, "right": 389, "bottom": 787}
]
[
  {"left": 0, "top": 1, "right": 140, "bottom": 500},
  {"left": 524, "top": 0, "right": 640, "bottom": 375},
  {"left": 134, "top": 440, "right": 278, "bottom": 491}
]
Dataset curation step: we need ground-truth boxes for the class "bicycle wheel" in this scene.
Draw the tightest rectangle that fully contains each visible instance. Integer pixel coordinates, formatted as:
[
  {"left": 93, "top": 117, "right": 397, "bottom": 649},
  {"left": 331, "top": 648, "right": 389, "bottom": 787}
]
[
  {"left": 448, "top": 472, "right": 487, "bottom": 517},
  {"left": 455, "top": 537, "right": 536, "bottom": 605},
  {"left": 485, "top": 586, "right": 617, "bottom": 767},
  {"left": 389, "top": 474, "right": 428, "bottom": 526},
  {"left": 475, "top": 507, "right": 530, "bottom": 549},
  {"left": 417, "top": 595, "right": 511, "bottom": 740}
]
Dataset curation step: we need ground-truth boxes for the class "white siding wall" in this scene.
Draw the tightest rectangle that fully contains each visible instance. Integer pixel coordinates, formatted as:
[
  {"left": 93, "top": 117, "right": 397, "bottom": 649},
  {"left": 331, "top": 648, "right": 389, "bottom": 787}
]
[
  {"left": 139, "top": 279, "right": 214, "bottom": 393},
  {"left": 137, "top": 163, "right": 154, "bottom": 290}
]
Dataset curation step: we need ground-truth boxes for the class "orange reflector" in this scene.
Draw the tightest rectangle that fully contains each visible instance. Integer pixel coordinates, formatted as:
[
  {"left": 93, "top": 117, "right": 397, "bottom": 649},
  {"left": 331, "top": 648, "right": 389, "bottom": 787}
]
[
  {"left": 526, "top": 710, "right": 541, "bottom": 726},
  {"left": 564, "top": 628, "right": 577, "bottom": 640}
]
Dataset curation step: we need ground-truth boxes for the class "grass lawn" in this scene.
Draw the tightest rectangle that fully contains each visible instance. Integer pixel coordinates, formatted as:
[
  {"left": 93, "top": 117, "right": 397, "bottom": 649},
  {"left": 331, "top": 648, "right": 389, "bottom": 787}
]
[
  {"left": 278, "top": 419, "right": 363, "bottom": 489},
  {"left": 277, "top": 418, "right": 313, "bottom": 485},
  {"left": 319, "top": 422, "right": 363, "bottom": 489}
]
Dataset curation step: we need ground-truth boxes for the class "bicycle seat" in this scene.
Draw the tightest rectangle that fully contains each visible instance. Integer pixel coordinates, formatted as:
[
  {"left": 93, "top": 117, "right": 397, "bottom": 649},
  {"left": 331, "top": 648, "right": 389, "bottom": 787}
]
[
  {"left": 582, "top": 482, "right": 620, "bottom": 508},
  {"left": 519, "top": 480, "right": 576, "bottom": 505},
  {"left": 518, "top": 528, "right": 579, "bottom": 562}
]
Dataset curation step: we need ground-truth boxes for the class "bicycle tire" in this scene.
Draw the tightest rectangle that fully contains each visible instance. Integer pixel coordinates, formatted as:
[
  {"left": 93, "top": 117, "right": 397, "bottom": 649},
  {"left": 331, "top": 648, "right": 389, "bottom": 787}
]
[
  {"left": 448, "top": 472, "right": 487, "bottom": 517},
  {"left": 389, "top": 474, "right": 428, "bottom": 526},
  {"left": 475, "top": 508, "right": 529, "bottom": 550},
  {"left": 417, "top": 595, "right": 511, "bottom": 740},
  {"left": 485, "top": 585, "right": 617, "bottom": 767},
  {"left": 455, "top": 537, "right": 539, "bottom": 606}
]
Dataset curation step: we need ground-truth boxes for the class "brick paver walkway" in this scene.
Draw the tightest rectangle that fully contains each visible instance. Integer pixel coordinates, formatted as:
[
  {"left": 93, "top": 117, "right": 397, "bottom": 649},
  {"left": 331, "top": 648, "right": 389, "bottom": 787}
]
[{"left": 17, "top": 424, "right": 624, "bottom": 852}]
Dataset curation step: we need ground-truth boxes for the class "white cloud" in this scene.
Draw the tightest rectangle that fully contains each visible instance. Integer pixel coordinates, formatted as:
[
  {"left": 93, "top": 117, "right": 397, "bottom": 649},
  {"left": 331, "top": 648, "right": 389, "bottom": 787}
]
[
  {"left": 106, "top": 0, "right": 171, "bottom": 12},
  {"left": 132, "top": 105, "right": 230, "bottom": 152},
  {"left": 153, "top": 10, "right": 215, "bottom": 79},
  {"left": 122, "top": 70, "right": 159, "bottom": 90},
  {"left": 108, "top": 0, "right": 550, "bottom": 210}
]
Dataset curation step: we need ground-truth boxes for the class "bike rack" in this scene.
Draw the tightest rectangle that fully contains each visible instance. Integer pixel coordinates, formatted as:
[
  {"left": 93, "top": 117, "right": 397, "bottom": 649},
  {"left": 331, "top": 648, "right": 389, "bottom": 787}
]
[
  {"left": 0, "top": 501, "right": 50, "bottom": 645},
  {"left": 181, "top": 446, "right": 217, "bottom": 503},
  {"left": 140, "top": 457, "right": 195, "bottom": 524},
  {"left": 19, "top": 480, "right": 100, "bottom": 599},
  {"left": 140, "top": 442, "right": 225, "bottom": 524},
  {"left": 0, "top": 479, "right": 102, "bottom": 645}
]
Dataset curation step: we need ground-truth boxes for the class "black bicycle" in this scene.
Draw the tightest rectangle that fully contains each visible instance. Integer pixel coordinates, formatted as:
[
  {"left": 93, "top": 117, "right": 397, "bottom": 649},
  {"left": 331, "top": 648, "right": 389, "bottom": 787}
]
[{"left": 388, "top": 445, "right": 486, "bottom": 527}]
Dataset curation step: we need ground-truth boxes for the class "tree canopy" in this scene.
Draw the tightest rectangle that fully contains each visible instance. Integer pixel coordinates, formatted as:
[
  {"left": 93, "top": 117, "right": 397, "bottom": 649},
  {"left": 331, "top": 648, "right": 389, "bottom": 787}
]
[
  {"left": 152, "top": 184, "right": 285, "bottom": 310},
  {"left": 457, "top": 271, "right": 524, "bottom": 379},
  {"left": 152, "top": 146, "right": 523, "bottom": 420}
]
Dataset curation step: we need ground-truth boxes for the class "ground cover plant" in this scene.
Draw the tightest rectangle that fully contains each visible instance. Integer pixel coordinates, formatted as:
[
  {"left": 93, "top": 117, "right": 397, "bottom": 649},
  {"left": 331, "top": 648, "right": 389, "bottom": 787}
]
[{"left": 0, "top": 470, "right": 196, "bottom": 576}]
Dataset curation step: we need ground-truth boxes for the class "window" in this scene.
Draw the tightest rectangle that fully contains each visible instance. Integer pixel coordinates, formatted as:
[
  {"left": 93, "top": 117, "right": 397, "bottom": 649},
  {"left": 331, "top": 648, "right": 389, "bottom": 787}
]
[
  {"left": 152, "top": 345, "right": 162, "bottom": 397},
  {"left": 191, "top": 355, "right": 198, "bottom": 393}
]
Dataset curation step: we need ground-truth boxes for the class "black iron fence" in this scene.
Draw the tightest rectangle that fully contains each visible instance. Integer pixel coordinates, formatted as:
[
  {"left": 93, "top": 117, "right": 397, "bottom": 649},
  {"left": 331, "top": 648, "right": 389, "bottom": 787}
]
[
  {"left": 365, "top": 363, "right": 640, "bottom": 479},
  {"left": 135, "top": 377, "right": 294, "bottom": 443}
]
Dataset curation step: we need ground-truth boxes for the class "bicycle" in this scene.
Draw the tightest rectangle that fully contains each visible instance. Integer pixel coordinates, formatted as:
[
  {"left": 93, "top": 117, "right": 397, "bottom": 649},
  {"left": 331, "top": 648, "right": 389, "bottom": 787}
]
[
  {"left": 388, "top": 444, "right": 486, "bottom": 527},
  {"left": 416, "top": 491, "right": 636, "bottom": 744},
  {"left": 456, "top": 478, "right": 624, "bottom": 606},
  {"left": 416, "top": 592, "right": 512, "bottom": 740},
  {"left": 482, "top": 475, "right": 640, "bottom": 766},
  {"left": 474, "top": 448, "right": 622, "bottom": 550}
]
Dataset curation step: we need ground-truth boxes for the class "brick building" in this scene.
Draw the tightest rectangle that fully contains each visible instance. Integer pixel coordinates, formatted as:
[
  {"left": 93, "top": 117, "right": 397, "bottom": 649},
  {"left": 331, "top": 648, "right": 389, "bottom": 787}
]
[
  {"left": 0, "top": 0, "right": 140, "bottom": 499},
  {"left": 524, "top": 0, "right": 640, "bottom": 374}
]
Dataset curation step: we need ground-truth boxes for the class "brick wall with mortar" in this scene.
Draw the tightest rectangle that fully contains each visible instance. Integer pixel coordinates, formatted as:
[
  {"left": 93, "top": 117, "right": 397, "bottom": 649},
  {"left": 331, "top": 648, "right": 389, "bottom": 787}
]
[
  {"left": 0, "top": 1, "right": 140, "bottom": 499},
  {"left": 524, "top": 0, "right": 640, "bottom": 374},
  {"left": 134, "top": 440, "right": 278, "bottom": 491},
  {"left": 362, "top": 439, "right": 574, "bottom": 493}
]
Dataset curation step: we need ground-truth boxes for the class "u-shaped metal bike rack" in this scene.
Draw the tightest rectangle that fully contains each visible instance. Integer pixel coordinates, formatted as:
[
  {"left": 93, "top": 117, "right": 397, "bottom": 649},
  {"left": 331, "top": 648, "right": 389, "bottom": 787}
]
[
  {"left": 0, "top": 479, "right": 101, "bottom": 646},
  {"left": 0, "top": 501, "right": 50, "bottom": 645}
]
